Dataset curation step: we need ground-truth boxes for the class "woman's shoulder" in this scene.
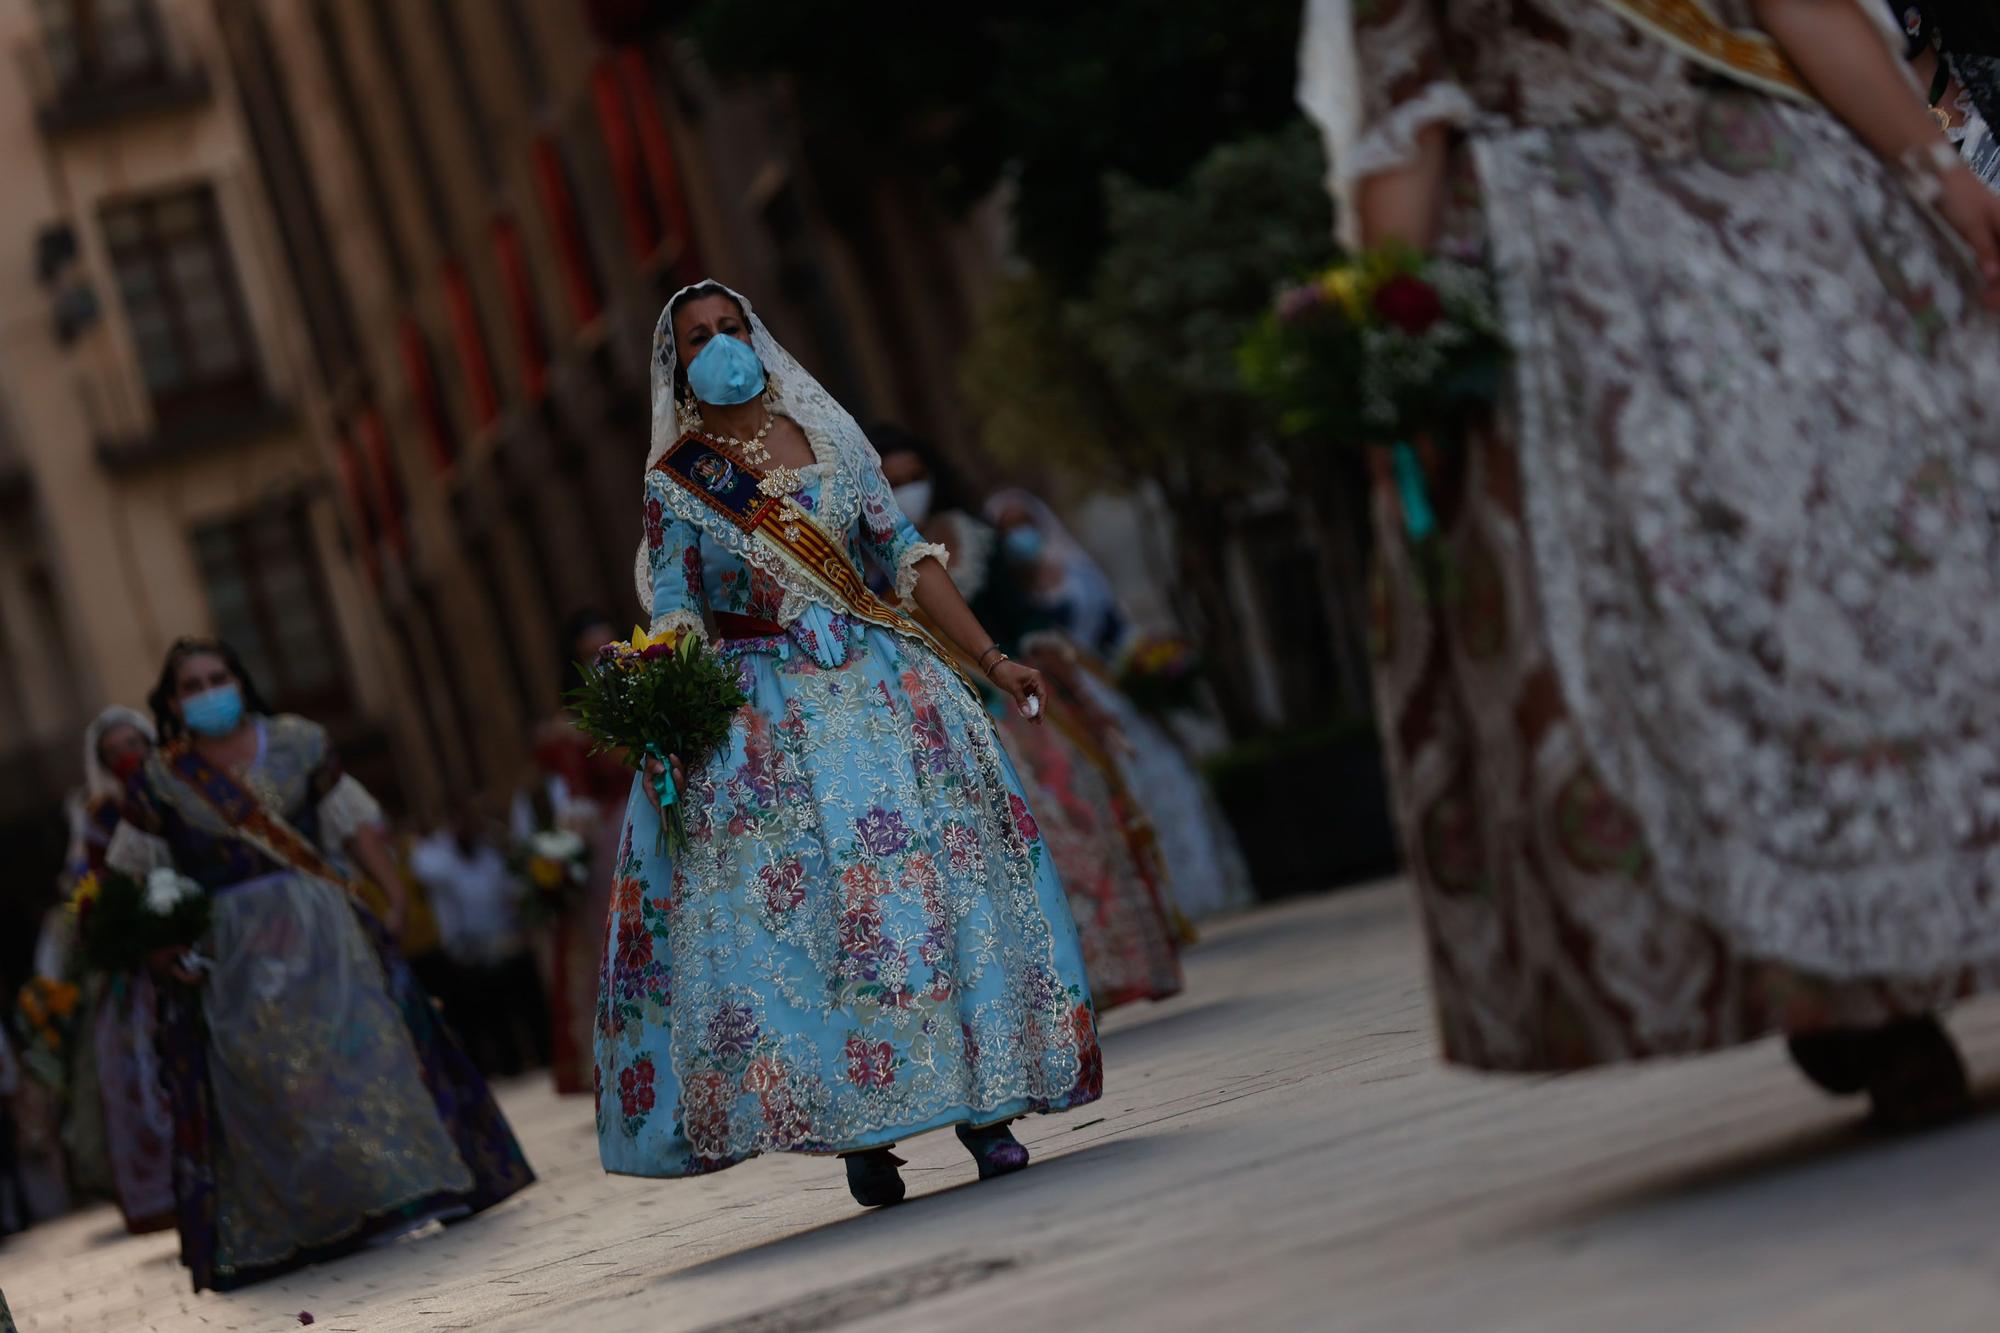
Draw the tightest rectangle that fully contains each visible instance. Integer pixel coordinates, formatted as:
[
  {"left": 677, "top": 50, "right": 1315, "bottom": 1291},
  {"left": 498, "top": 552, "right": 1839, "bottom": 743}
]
[{"left": 264, "top": 713, "right": 330, "bottom": 759}]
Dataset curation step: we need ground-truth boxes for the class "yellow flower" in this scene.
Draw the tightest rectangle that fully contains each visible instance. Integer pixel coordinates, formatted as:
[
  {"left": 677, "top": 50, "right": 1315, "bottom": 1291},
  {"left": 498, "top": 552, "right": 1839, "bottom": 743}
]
[
  {"left": 67, "top": 872, "right": 102, "bottom": 916},
  {"left": 1320, "top": 266, "right": 1369, "bottom": 322},
  {"left": 529, "top": 856, "right": 566, "bottom": 890},
  {"left": 43, "top": 980, "right": 79, "bottom": 1019},
  {"left": 628, "top": 624, "right": 680, "bottom": 655}
]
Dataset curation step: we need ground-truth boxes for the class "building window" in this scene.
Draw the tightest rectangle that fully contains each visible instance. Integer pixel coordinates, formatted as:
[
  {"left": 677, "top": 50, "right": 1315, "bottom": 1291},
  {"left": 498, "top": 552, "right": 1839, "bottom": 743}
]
[
  {"left": 36, "top": 0, "right": 166, "bottom": 95},
  {"left": 101, "top": 186, "right": 261, "bottom": 428},
  {"left": 191, "top": 500, "right": 352, "bottom": 722}
]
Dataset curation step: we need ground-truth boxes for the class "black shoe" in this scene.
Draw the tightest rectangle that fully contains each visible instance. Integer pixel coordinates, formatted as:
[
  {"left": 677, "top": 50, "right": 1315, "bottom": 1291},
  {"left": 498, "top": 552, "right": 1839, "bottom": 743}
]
[
  {"left": 843, "top": 1148, "right": 907, "bottom": 1207},
  {"left": 955, "top": 1121, "right": 1030, "bottom": 1181},
  {"left": 1865, "top": 1016, "right": 1971, "bottom": 1133},
  {"left": 1786, "top": 1030, "right": 1871, "bottom": 1096}
]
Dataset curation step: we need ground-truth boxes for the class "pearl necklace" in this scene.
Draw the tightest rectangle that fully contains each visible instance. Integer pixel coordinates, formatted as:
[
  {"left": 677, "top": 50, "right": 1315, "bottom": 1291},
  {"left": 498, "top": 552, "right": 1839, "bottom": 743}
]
[{"left": 694, "top": 393, "right": 778, "bottom": 465}]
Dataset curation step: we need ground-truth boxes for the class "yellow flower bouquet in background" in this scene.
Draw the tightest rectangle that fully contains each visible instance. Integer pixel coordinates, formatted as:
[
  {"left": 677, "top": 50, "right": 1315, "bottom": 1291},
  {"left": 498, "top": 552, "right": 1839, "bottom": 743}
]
[
  {"left": 13, "top": 976, "right": 82, "bottom": 1088},
  {"left": 510, "top": 826, "right": 590, "bottom": 927},
  {"left": 68, "top": 867, "right": 211, "bottom": 978}
]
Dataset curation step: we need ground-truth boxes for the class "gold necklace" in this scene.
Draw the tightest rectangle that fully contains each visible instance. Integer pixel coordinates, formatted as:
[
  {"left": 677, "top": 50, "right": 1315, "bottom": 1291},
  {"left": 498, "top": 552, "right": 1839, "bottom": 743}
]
[{"left": 696, "top": 394, "right": 778, "bottom": 465}]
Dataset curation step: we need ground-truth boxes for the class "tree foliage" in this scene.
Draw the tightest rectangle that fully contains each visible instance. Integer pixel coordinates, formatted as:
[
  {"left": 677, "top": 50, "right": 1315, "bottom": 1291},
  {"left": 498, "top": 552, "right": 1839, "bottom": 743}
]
[
  {"left": 962, "top": 125, "right": 1335, "bottom": 492},
  {"left": 682, "top": 0, "right": 1306, "bottom": 283}
]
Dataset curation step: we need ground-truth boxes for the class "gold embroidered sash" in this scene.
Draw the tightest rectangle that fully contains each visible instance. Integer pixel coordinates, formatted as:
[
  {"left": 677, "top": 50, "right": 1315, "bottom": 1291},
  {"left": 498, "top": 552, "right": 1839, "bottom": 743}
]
[
  {"left": 160, "top": 737, "right": 389, "bottom": 917},
  {"left": 653, "top": 432, "right": 979, "bottom": 695},
  {"left": 1592, "top": 0, "right": 1814, "bottom": 103}
]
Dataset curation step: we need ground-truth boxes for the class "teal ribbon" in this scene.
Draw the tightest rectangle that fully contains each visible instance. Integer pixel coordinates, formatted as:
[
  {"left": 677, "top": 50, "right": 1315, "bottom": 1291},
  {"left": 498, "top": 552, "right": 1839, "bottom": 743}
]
[
  {"left": 645, "top": 743, "right": 678, "bottom": 819},
  {"left": 1390, "top": 441, "right": 1435, "bottom": 542}
]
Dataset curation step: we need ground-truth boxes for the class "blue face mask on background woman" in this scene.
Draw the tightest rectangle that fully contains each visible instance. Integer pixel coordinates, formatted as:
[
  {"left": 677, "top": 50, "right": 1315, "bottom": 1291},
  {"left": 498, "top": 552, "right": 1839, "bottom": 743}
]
[
  {"left": 685, "top": 333, "right": 767, "bottom": 406},
  {"left": 1003, "top": 525, "right": 1047, "bottom": 566},
  {"left": 182, "top": 683, "right": 245, "bottom": 737}
]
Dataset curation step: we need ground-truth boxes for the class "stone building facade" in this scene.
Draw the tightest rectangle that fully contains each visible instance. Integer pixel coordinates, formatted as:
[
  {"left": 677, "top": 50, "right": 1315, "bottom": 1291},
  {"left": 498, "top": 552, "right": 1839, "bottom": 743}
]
[{"left": 0, "top": 0, "right": 1008, "bottom": 960}]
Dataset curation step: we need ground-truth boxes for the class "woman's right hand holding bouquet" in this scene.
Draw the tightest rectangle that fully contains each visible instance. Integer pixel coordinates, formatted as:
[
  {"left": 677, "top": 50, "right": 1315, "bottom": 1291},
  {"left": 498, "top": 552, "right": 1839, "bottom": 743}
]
[{"left": 568, "top": 624, "right": 745, "bottom": 854}]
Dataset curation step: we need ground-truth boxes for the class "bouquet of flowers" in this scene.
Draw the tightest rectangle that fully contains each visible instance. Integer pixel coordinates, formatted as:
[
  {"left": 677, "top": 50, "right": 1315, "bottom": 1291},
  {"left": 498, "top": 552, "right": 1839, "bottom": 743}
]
[
  {"left": 68, "top": 866, "right": 212, "bottom": 977},
  {"left": 1241, "top": 244, "right": 1505, "bottom": 437},
  {"left": 1116, "top": 634, "right": 1205, "bottom": 719},
  {"left": 566, "top": 625, "right": 747, "bottom": 855},
  {"left": 510, "top": 826, "right": 590, "bottom": 927},
  {"left": 12, "top": 976, "right": 81, "bottom": 1087}
]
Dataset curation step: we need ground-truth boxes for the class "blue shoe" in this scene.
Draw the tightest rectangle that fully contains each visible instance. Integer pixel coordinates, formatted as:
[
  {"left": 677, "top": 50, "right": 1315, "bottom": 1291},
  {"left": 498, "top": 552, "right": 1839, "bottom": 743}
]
[{"left": 955, "top": 1121, "right": 1030, "bottom": 1181}]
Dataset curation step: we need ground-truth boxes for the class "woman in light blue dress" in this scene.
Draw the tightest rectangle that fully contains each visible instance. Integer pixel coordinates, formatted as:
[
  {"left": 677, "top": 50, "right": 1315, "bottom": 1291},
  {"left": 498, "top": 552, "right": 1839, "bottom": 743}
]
[{"left": 595, "top": 282, "right": 1103, "bottom": 1207}]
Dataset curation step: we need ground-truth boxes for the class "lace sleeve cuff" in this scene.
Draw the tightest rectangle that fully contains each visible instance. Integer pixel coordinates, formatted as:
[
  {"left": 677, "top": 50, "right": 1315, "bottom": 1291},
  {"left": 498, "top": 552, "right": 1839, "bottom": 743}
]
[
  {"left": 648, "top": 608, "right": 709, "bottom": 646},
  {"left": 317, "top": 773, "right": 385, "bottom": 850},
  {"left": 106, "top": 823, "right": 172, "bottom": 878},
  {"left": 1342, "top": 82, "right": 1478, "bottom": 185},
  {"left": 894, "top": 542, "right": 949, "bottom": 602}
]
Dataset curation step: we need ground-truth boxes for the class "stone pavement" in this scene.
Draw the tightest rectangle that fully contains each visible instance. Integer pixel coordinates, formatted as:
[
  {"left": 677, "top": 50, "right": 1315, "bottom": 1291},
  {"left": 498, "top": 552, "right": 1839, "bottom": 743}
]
[{"left": 7, "top": 883, "right": 2000, "bottom": 1332}]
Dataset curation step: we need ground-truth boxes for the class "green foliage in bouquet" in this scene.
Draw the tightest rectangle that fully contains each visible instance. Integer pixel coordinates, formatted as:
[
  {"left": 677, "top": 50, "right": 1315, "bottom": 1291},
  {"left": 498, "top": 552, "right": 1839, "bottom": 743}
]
[
  {"left": 1117, "top": 634, "right": 1206, "bottom": 719},
  {"left": 1239, "top": 244, "right": 1508, "bottom": 448},
  {"left": 565, "top": 626, "right": 747, "bottom": 855},
  {"left": 69, "top": 866, "right": 211, "bottom": 977}
]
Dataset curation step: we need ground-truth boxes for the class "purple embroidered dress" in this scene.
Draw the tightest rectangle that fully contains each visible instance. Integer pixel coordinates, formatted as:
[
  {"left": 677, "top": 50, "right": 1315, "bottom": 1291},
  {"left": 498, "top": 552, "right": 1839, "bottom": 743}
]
[{"left": 110, "top": 715, "right": 532, "bottom": 1290}]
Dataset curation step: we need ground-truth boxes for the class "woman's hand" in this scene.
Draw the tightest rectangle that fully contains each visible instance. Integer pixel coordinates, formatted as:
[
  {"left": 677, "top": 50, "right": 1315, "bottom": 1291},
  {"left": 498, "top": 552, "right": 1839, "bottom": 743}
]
[
  {"left": 147, "top": 946, "right": 203, "bottom": 986},
  {"left": 643, "top": 753, "right": 688, "bottom": 836},
  {"left": 1355, "top": 124, "right": 1449, "bottom": 252},
  {"left": 1936, "top": 164, "right": 2000, "bottom": 306},
  {"left": 989, "top": 659, "right": 1048, "bottom": 724}
]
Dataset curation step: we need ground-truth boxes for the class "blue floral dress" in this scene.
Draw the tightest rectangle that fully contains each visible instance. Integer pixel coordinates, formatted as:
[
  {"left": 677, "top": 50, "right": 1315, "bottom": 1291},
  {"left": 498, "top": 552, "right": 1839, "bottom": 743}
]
[{"left": 595, "top": 437, "right": 1102, "bottom": 1177}]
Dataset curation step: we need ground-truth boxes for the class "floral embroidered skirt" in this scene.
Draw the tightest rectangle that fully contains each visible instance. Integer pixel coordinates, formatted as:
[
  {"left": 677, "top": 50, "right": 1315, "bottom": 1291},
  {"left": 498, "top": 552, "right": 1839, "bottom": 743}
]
[
  {"left": 94, "top": 974, "right": 175, "bottom": 1233},
  {"left": 1378, "top": 94, "right": 2000, "bottom": 1071},
  {"left": 594, "top": 622, "right": 1102, "bottom": 1177},
  {"left": 159, "top": 877, "right": 533, "bottom": 1290}
]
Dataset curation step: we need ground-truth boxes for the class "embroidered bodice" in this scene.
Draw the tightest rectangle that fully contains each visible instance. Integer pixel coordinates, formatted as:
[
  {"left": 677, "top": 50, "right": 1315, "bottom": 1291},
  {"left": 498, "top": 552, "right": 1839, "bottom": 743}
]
[
  {"left": 108, "top": 715, "right": 381, "bottom": 891},
  {"left": 642, "top": 430, "right": 945, "bottom": 654}
]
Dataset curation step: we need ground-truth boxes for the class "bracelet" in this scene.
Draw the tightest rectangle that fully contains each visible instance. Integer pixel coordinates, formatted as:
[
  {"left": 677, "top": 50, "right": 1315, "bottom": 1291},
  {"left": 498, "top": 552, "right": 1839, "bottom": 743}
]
[
  {"left": 979, "top": 647, "right": 1010, "bottom": 677},
  {"left": 1898, "top": 139, "right": 1962, "bottom": 206}
]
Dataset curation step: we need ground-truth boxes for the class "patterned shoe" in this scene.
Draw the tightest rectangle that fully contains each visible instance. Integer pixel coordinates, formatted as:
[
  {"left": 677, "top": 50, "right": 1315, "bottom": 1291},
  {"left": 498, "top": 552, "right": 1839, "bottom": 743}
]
[
  {"left": 955, "top": 1121, "right": 1031, "bottom": 1181},
  {"left": 843, "top": 1148, "right": 907, "bottom": 1207}
]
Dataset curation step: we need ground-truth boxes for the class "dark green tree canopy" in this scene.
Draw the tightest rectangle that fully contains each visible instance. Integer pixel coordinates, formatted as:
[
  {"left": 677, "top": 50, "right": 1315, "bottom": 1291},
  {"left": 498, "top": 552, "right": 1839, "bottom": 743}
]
[{"left": 685, "top": 0, "right": 1305, "bottom": 283}]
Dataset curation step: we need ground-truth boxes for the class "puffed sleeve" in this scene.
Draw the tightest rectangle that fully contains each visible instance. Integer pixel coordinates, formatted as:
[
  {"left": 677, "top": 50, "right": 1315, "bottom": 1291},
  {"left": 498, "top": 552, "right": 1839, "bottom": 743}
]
[
  {"left": 644, "top": 471, "right": 710, "bottom": 642},
  {"left": 854, "top": 453, "right": 948, "bottom": 602},
  {"left": 1300, "top": 0, "right": 1476, "bottom": 247},
  {"left": 290, "top": 716, "right": 385, "bottom": 851}
]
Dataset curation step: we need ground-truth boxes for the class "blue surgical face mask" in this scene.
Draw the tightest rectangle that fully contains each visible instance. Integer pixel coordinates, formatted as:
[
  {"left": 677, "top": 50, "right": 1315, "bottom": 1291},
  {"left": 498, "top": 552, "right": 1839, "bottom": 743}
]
[
  {"left": 684, "top": 333, "right": 766, "bottom": 407},
  {"left": 1003, "top": 526, "right": 1046, "bottom": 566},
  {"left": 181, "top": 683, "right": 245, "bottom": 737}
]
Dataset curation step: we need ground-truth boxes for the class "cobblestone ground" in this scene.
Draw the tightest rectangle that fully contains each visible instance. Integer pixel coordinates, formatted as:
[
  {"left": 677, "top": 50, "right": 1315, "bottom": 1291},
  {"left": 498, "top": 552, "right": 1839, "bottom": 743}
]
[{"left": 7, "top": 883, "right": 2000, "bottom": 1332}]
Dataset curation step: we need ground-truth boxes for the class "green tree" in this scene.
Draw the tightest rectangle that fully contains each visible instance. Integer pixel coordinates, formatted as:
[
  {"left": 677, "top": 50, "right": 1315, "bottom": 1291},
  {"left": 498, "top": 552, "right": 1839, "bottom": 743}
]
[
  {"left": 962, "top": 126, "right": 1367, "bottom": 732},
  {"left": 683, "top": 0, "right": 1305, "bottom": 283}
]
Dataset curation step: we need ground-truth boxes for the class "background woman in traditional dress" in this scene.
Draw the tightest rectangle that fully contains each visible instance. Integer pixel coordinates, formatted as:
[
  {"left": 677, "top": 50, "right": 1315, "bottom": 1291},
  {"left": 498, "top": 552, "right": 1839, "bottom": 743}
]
[
  {"left": 986, "top": 490, "right": 1255, "bottom": 924},
  {"left": 65, "top": 707, "right": 175, "bottom": 1234},
  {"left": 110, "top": 638, "right": 532, "bottom": 1290},
  {"left": 875, "top": 429, "right": 1183, "bottom": 1009},
  {"left": 596, "top": 281, "right": 1102, "bottom": 1208},
  {"left": 1306, "top": 0, "right": 2000, "bottom": 1127},
  {"left": 533, "top": 610, "right": 629, "bottom": 1094}
]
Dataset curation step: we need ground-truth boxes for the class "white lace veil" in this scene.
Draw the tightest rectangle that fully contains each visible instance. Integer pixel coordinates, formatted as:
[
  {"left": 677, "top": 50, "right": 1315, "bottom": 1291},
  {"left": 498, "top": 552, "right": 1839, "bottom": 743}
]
[
  {"left": 634, "top": 280, "right": 882, "bottom": 608},
  {"left": 82, "top": 704, "right": 155, "bottom": 802}
]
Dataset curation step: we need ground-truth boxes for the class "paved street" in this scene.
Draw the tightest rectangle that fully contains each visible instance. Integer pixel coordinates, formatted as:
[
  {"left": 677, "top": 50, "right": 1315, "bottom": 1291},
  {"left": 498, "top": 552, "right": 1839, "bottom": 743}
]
[{"left": 8, "top": 882, "right": 2000, "bottom": 1332}]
